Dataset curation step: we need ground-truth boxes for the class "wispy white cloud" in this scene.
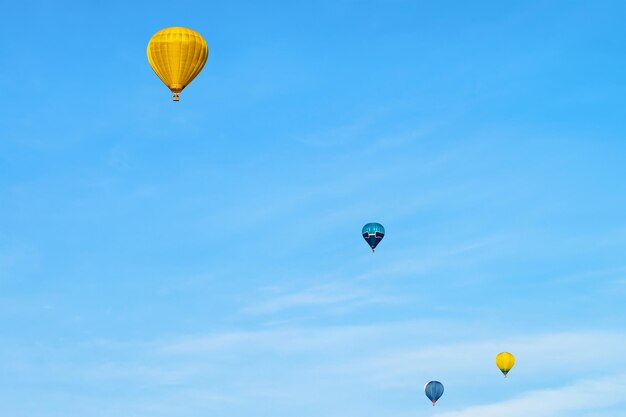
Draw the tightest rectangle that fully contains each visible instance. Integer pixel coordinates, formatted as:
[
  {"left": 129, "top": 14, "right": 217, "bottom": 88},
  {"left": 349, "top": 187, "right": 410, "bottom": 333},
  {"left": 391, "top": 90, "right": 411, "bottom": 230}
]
[
  {"left": 239, "top": 234, "right": 505, "bottom": 318},
  {"left": 320, "top": 330, "right": 626, "bottom": 389},
  {"left": 157, "top": 321, "right": 424, "bottom": 355},
  {"left": 434, "top": 374, "right": 626, "bottom": 417},
  {"left": 241, "top": 282, "right": 400, "bottom": 315},
  {"left": 153, "top": 324, "right": 626, "bottom": 376},
  {"left": 8, "top": 322, "right": 625, "bottom": 417},
  {"left": 352, "top": 236, "right": 503, "bottom": 282}
]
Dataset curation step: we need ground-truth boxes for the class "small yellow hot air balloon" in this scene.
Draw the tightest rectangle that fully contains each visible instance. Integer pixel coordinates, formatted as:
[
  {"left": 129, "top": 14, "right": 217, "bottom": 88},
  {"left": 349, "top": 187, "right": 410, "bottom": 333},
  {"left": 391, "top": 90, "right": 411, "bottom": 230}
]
[
  {"left": 495, "top": 352, "right": 515, "bottom": 377},
  {"left": 147, "top": 27, "right": 208, "bottom": 101}
]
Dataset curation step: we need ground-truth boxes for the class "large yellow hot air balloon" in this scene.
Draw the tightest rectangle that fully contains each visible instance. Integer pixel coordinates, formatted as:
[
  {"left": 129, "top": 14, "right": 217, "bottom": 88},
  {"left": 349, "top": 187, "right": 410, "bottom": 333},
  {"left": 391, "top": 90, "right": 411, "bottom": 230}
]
[
  {"left": 495, "top": 352, "right": 515, "bottom": 377},
  {"left": 147, "top": 27, "right": 208, "bottom": 101}
]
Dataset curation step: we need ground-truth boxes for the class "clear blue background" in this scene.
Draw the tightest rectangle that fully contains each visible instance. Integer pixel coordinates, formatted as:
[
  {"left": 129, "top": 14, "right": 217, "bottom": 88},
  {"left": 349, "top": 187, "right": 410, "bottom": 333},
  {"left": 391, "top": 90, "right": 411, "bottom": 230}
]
[{"left": 1, "top": 1, "right": 625, "bottom": 416}]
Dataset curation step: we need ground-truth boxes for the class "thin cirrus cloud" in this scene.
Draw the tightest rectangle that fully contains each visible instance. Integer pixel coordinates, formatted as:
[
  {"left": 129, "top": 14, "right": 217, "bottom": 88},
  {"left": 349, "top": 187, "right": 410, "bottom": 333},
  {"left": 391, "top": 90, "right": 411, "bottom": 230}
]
[
  {"left": 153, "top": 322, "right": 626, "bottom": 370},
  {"left": 152, "top": 327, "right": 626, "bottom": 417},
  {"left": 53, "top": 325, "right": 626, "bottom": 417},
  {"left": 240, "top": 282, "right": 400, "bottom": 316},
  {"left": 237, "top": 234, "right": 506, "bottom": 318},
  {"left": 433, "top": 373, "right": 626, "bottom": 417},
  {"left": 314, "top": 330, "right": 626, "bottom": 389},
  {"left": 9, "top": 322, "right": 623, "bottom": 417}
]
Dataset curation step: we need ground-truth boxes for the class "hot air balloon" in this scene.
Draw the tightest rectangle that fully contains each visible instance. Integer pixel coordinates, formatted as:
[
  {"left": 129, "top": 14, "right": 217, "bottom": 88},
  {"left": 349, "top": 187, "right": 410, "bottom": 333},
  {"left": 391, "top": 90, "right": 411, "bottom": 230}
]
[
  {"left": 362, "top": 223, "right": 385, "bottom": 252},
  {"left": 496, "top": 352, "right": 515, "bottom": 377},
  {"left": 424, "top": 381, "right": 444, "bottom": 406},
  {"left": 147, "top": 27, "right": 209, "bottom": 101}
]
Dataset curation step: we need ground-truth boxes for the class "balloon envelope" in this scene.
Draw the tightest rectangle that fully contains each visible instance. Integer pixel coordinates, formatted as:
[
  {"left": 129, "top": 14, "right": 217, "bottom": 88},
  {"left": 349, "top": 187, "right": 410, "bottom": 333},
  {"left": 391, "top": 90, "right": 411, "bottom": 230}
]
[
  {"left": 362, "top": 223, "right": 385, "bottom": 252},
  {"left": 424, "top": 381, "right": 444, "bottom": 405},
  {"left": 147, "top": 27, "right": 208, "bottom": 101},
  {"left": 496, "top": 352, "right": 515, "bottom": 377}
]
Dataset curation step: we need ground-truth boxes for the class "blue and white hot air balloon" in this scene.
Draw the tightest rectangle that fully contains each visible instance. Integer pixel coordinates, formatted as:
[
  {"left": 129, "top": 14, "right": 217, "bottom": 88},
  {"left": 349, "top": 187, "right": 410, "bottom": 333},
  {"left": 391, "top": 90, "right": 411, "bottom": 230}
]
[{"left": 362, "top": 223, "right": 385, "bottom": 252}]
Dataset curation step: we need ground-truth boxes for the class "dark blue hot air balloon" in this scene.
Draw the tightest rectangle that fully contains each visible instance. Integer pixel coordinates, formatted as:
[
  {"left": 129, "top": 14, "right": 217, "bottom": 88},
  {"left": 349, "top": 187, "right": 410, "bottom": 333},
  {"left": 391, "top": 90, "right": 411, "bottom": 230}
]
[
  {"left": 424, "top": 381, "right": 444, "bottom": 406},
  {"left": 362, "top": 223, "right": 385, "bottom": 252}
]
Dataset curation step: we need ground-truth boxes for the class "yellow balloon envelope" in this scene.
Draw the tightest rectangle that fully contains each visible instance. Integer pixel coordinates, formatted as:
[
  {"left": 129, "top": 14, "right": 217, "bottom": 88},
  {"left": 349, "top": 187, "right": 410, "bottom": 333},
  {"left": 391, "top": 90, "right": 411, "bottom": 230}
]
[
  {"left": 495, "top": 352, "right": 515, "bottom": 377},
  {"left": 147, "top": 27, "right": 208, "bottom": 101}
]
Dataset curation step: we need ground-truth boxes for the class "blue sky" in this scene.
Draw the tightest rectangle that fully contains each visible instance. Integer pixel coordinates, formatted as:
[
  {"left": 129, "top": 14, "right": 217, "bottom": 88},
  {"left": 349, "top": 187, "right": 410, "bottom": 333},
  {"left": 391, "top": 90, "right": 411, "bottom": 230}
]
[{"left": 1, "top": 1, "right": 626, "bottom": 416}]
